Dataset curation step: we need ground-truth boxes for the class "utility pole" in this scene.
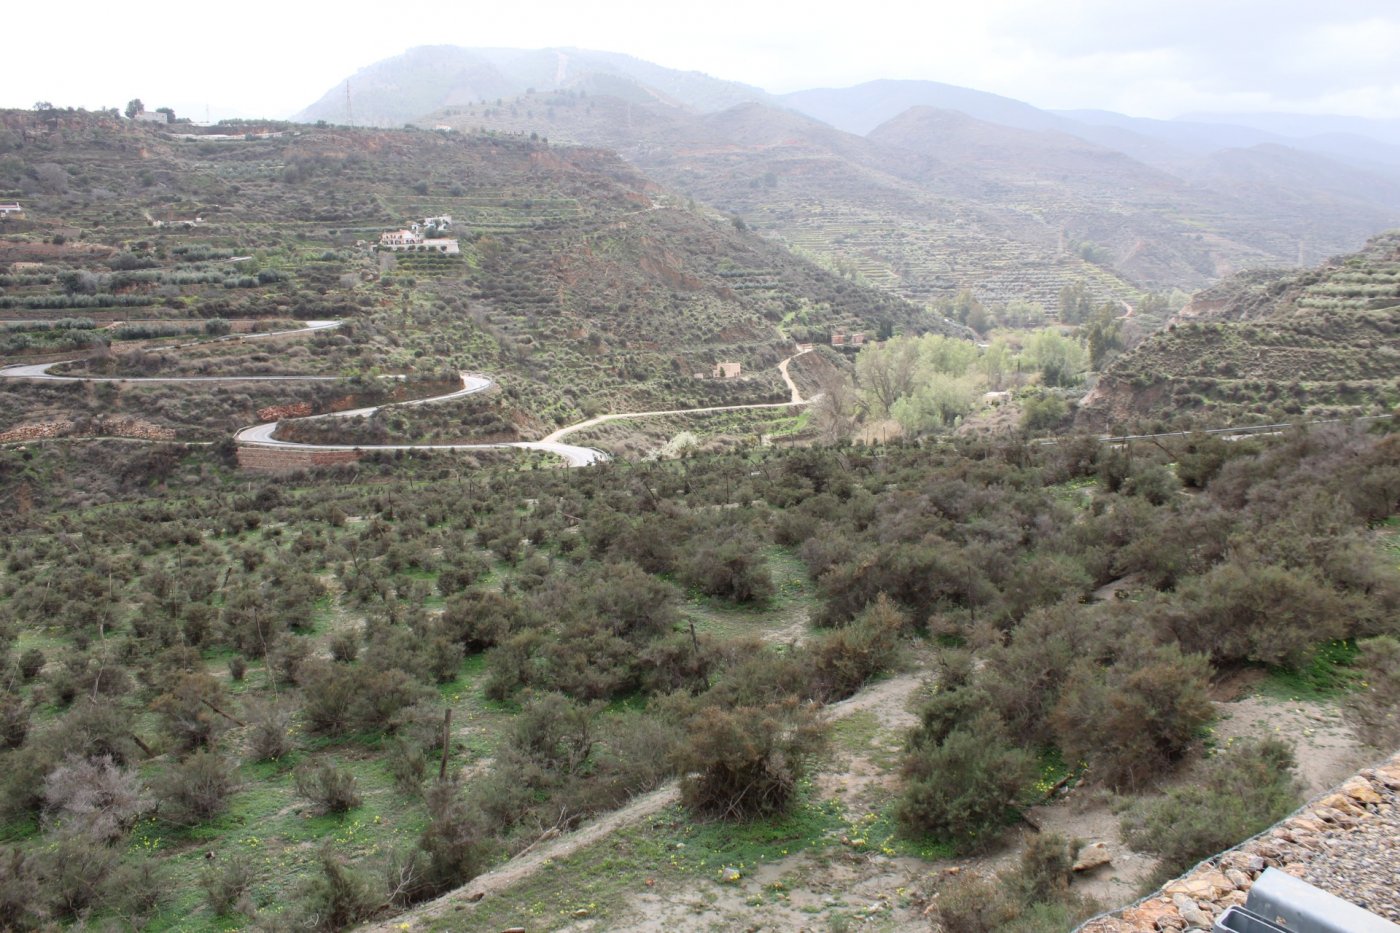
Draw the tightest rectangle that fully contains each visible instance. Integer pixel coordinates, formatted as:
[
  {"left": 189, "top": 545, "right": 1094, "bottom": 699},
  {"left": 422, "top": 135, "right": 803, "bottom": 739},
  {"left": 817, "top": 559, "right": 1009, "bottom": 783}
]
[{"left": 345, "top": 81, "right": 354, "bottom": 129}]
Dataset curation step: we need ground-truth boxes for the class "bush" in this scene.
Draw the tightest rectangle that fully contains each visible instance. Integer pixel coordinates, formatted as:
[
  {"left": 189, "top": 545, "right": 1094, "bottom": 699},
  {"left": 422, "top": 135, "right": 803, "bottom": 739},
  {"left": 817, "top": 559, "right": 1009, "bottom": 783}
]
[
  {"left": 1121, "top": 737, "right": 1300, "bottom": 886},
  {"left": 675, "top": 699, "right": 826, "bottom": 820},
  {"left": 329, "top": 630, "right": 360, "bottom": 663},
  {"left": 41, "top": 754, "right": 149, "bottom": 843},
  {"left": 1051, "top": 642, "right": 1215, "bottom": 790},
  {"left": 152, "top": 671, "right": 229, "bottom": 752},
  {"left": 294, "top": 759, "right": 362, "bottom": 814},
  {"left": 156, "top": 750, "right": 235, "bottom": 824},
  {"left": 246, "top": 700, "right": 293, "bottom": 761},
  {"left": 896, "top": 721, "right": 1037, "bottom": 851},
  {"left": 1157, "top": 561, "right": 1351, "bottom": 667},
  {"left": 924, "top": 871, "right": 1022, "bottom": 933},
  {"left": 386, "top": 737, "right": 429, "bottom": 796},
  {"left": 805, "top": 594, "right": 906, "bottom": 702},
  {"left": 297, "top": 847, "right": 379, "bottom": 931},
  {"left": 922, "top": 833, "right": 1098, "bottom": 932},
  {"left": 0, "top": 846, "right": 47, "bottom": 930},
  {"left": 414, "top": 779, "right": 495, "bottom": 897},
  {"left": 201, "top": 853, "right": 256, "bottom": 917},
  {"left": 1344, "top": 635, "right": 1400, "bottom": 748},
  {"left": 678, "top": 530, "right": 774, "bottom": 604}
]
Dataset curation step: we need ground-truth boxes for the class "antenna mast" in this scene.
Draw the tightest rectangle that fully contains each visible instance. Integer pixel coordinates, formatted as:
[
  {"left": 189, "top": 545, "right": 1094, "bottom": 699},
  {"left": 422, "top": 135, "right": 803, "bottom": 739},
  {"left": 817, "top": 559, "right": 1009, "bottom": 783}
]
[{"left": 346, "top": 80, "right": 354, "bottom": 128}]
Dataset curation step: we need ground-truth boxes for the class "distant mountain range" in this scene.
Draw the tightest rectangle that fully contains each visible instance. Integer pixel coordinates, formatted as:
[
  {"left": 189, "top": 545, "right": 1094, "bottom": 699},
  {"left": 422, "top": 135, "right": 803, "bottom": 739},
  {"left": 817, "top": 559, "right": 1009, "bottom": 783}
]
[{"left": 296, "top": 46, "right": 1400, "bottom": 307}]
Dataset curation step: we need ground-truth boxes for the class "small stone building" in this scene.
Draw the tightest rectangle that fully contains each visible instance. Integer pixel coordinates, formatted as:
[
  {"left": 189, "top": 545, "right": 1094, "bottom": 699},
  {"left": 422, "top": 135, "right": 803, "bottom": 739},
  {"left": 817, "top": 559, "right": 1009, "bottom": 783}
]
[{"left": 713, "top": 362, "right": 741, "bottom": 379}]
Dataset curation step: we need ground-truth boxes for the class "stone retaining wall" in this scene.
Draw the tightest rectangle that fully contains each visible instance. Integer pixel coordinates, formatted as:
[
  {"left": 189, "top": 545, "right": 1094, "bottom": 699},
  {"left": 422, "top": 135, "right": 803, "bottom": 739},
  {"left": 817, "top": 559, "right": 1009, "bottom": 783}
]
[
  {"left": 236, "top": 445, "right": 361, "bottom": 472},
  {"left": 1079, "top": 751, "right": 1400, "bottom": 931}
]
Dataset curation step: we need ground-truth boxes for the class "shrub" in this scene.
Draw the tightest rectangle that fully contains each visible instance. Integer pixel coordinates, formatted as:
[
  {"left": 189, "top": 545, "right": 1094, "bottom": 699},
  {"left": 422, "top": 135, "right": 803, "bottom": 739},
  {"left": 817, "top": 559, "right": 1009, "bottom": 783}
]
[
  {"left": 1051, "top": 642, "right": 1215, "bottom": 790},
  {"left": 386, "top": 737, "right": 429, "bottom": 796},
  {"left": 1157, "top": 561, "right": 1351, "bottom": 667},
  {"left": 17, "top": 649, "right": 44, "bottom": 681},
  {"left": 1343, "top": 635, "right": 1400, "bottom": 749},
  {"left": 297, "top": 847, "right": 378, "bottom": 931},
  {"left": 1121, "top": 737, "right": 1300, "bottom": 886},
  {"left": 246, "top": 700, "right": 293, "bottom": 761},
  {"left": 0, "top": 695, "right": 28, "bottom": 750},
  {"left": 924, "top": 871, "right": 1022, "bottom": 933},
  {"left": 152, "top": 671, "right": 229, "bottom": 752},
  {"left": 0, "top": 846, "right": 47, "bottom": 930},
  {"left": 415, "top": 779, "right": 495, "bottom": 897},
  {"left": 156, "top": 750, "right": 236, "bottom": 824},
  {"left": 329, "top": 630, "right": 360, "bottom": 663},
  {"left": 896, "top": 717, "right": 1036, "bottom": 851},
  {"left": 805, "top": 594, "right": 906, "bottom": 702},
  {"left": 41, "top": 754, "right": 149, "bottom": 843},
  {"left": 675, "top": 699, "right": 826, "bottom": 820},
  {"left": 201, "top": 853, "right": 256, "bottom": 917},
  {"left": 294, "top": 759, "right": 362, "bottom": 814},
  {"left": 921, "top": 833, "right": 1098, "bottom": 932},
  {"left": 677, "top": 530, "right": 774, "bottom": 604}
]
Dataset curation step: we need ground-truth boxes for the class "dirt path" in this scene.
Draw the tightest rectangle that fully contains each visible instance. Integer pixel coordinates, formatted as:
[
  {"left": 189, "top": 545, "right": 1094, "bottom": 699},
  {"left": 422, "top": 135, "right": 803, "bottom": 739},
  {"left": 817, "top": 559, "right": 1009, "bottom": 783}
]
[
  {"left": 541, "top": 348, "right": 815, "bottom": 444},
  {"left": 366, "top": 671, "right": 925, "bottom": 932}
]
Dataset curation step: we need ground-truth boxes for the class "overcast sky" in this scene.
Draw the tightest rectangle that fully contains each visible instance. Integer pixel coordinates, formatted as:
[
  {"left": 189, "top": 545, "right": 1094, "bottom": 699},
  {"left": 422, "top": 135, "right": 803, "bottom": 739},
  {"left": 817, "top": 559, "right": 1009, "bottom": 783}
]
[{"left": 7, "top": 0, "right": 1399, "bottom": 121}]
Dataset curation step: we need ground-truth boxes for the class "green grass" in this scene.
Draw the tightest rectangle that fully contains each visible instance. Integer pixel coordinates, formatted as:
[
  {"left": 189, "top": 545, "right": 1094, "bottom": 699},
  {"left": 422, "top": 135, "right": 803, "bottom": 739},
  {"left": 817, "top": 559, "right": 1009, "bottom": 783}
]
[
  {"left": 429, "top": 784, "right": 850, "bottom": 932},
  {"left": 1257, "top": 639, "right": 1362, "bottom": 701}
]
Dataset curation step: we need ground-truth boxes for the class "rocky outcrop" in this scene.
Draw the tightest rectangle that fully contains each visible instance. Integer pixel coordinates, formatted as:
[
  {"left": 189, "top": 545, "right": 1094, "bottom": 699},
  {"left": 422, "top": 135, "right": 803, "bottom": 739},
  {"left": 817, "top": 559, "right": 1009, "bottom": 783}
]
[
  {"left": 1079, "top": 753, "right": 1400, "bottom": 932},
  {"left": 0, "top": 418, "right": 175, "bottom": 442},
  {"left": 255, "top": 402, "right": 315, "bottom": 421}
]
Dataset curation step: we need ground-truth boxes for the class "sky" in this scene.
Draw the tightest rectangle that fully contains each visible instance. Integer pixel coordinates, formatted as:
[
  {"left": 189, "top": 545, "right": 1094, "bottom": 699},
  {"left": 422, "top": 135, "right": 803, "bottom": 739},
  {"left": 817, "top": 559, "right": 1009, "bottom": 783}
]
[{"left": 6, "top": 0, "right": 1400, "bottom": 122}]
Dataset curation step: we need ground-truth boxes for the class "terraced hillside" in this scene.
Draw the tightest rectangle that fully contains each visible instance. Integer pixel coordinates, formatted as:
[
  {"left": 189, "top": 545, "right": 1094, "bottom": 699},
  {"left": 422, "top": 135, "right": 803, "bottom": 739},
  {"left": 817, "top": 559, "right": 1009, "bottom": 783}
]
[
  {"left": 0, "top": 108, "right": 941, "bottom": 442},
  {"left": 1080, "top": 232, "right": 1400, "bottom": 429},
  {"left": 417, "top": 87, "right": 1400, "bottom": 313}
]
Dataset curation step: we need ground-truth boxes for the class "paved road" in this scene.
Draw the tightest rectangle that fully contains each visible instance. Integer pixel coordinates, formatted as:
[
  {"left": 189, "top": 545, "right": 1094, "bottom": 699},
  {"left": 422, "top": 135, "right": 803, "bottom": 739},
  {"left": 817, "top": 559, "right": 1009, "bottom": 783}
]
[
  {"left": 231, "top": 373, "right": 610, "bottom": 467},
  {"left": 2, "top": 323, "right": 818, "bottom": 468}
]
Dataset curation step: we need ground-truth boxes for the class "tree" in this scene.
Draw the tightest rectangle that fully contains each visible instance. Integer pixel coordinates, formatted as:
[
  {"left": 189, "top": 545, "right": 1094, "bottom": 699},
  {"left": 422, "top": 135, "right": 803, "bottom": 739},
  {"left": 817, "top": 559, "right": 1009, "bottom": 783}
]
[
  {"left": 125, "top": 99, "right": 144, "bottom": 119},
  {"left": 1058, "top": 281, "right": 1094, "bottom": 323},
  {"left": 1023, "top": 328, "right": 1088, "bottom": 387},
  {"left": 1083, "top": 302, "right": 1124, "bottom": 369},
  {"left": 855, "top": 338, "right": 921, "bottom": 417}
]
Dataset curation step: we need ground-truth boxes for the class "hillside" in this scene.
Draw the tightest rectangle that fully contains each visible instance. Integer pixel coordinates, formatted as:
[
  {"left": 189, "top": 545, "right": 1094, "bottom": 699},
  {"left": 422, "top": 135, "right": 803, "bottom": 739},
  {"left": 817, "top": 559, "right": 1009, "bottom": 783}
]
[
  {"left": 1080, "top": 231, "right": 1400, "bottom": 428},
  {"left": 390, "top": 68, "right": 1400, "bottom": 309},
  {"left": 0, "top": 108, "right": 938, "bottom": 443}
]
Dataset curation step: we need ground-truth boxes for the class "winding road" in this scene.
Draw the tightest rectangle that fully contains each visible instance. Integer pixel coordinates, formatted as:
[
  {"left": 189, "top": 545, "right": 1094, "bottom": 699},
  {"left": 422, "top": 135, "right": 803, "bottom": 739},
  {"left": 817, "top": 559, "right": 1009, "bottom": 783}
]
[{"left": 0, "top": 322, "right": 817, "bottom": 469}]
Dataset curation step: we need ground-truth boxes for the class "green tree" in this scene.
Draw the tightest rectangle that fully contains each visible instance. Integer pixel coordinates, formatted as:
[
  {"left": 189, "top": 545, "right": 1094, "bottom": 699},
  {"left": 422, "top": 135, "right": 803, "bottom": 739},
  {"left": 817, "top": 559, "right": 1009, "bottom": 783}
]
[
  {"left": 1083, "top": 302, "right": 1124, "bottom": 369},
  {"left": 1058, "top": 281, "right": 1094, "bottom": 324},
  {"left": 124, "top": 99, "right": 143, "bottom": 119},
  {"left": 1023, "top": 328, "right": 1088, "bottom": 387}
]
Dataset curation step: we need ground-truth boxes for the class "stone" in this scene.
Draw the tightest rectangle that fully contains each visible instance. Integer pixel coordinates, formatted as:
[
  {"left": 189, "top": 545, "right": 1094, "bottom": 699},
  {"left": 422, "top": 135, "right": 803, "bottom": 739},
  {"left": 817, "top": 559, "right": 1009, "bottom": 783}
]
[
  {"left": 1224, "top": 868, "right": 1252, "bottom": 890},
  {"left": 1318, "top": 793, "right": 1368, "bottom": 815},
  {"left": 1074, "top": 842, "right": 1113, "bottom": 872},
  {"left": 1221, "top": 890, "right": 1249, "bottom": 908},
  {"left": 1172, "top": 894, "right": 1212, "bottom": 930},
  {"left": 1340, "top": 779, "right": 1384, "bottom": 806},
  {"left": 1313, "top": 806, "right": 1356, "bottom": 825},
  {"left": 1121, "top": 901, "right": 1179, "bottom": 930}
]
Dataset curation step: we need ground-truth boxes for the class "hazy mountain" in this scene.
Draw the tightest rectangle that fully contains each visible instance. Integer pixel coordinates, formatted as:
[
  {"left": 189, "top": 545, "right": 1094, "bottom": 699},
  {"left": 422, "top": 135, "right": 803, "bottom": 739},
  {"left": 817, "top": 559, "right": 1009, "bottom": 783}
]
[
  {"left": 299, "top": 47, "right": 1400, "bottom": 310},
  {"left": 780, "top": 79, "right": 1069, "bottom": 137},
  {"left": 294, "top": 45, "right": 771, "bottom": 126},
  {"left": 1178, "top": 111, "right": 1400, "bottom": 148}
]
